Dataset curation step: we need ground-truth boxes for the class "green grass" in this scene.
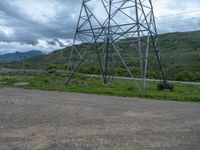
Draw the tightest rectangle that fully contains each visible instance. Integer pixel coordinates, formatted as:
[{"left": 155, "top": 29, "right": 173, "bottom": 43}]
[{"left": 0, "top": 71, "right": 200, "bottom": 102}]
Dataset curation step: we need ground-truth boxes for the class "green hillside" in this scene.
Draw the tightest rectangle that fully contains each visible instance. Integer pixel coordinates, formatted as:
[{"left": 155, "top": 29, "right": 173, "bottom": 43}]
[{"left": 3, "top": 30, "right": 200, "bottom": 81}]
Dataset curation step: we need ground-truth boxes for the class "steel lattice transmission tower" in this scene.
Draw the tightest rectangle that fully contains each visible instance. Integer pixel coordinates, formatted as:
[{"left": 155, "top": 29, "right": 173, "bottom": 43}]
[{"left": 65, "top": 0, "right": 166, "bottom": 94}]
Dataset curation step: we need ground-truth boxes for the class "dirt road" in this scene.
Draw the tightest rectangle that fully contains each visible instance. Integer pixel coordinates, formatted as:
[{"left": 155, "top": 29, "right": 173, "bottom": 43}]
[{"left": 0, "top": 88, "right": 200, "bottom": 150}]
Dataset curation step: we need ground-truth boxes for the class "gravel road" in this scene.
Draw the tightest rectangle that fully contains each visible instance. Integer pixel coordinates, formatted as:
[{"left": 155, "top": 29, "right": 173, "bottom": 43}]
[{"left": 0, "top": 88, "right": 200, "bottom": 150}]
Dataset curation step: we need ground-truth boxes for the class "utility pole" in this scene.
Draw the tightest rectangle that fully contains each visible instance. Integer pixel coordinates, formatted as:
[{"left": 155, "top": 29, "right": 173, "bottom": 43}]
[{"left": 64, "top": 0, "right": 167, "bottom": 94}]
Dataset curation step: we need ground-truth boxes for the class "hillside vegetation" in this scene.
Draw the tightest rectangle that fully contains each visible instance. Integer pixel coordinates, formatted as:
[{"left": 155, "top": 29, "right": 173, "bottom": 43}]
[{"left": 3, "top": 30, "right": 200, "bottom": 81}]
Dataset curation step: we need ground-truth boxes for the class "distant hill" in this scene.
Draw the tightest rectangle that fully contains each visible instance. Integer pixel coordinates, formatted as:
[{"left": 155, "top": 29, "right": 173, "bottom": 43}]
[
  {"left": 25, "top": 31, "right": 200, "bottom": 69},
  {"left": 0, "top": 50, "right": 44, "bottom": 62},
  {"left": 2, "top": 30, "right": 200, "bottom": 81}
]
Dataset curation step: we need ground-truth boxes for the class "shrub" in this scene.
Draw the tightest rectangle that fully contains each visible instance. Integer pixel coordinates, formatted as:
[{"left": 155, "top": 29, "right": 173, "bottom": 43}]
[
  {"left": 116, "top": 68, "right": 128, "bottom": 76},
  {"left": 157, "top": 81, "right": 174, "bottom": 91},
  {"left": 127, "top": 86, "right": 134, "bottom": 91},
  {"left": 48, "top": 69, "right": 56, "bottom": 74},
  {"left": 47, "top": 64, "right": 59, "bottom": 70},
  {"left": 78, "top": 66, "right": 100, "bottom": 74},
  {"left": 176, "top": 71, "right": 200, "bottom": 81}
]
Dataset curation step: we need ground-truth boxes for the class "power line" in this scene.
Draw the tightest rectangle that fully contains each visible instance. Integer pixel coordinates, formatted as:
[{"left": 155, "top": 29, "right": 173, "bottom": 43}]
[
  {"left": 155, "top": 16, "right": 200, "bottom": 31},
  {"left": 158, "top": 22, "right": 200, "bottom": 27},
  {"left": 156, "top": 10, "right": 200, "bottom": 18},
  {"left": 156, "top": 16, "right": 200, "bottom": 24},
  {"left": 157, "top": 25, "right": 200, "bottom": 34},
  {"left": 157, "top": 22, "right": 200, "bottom": 27}
]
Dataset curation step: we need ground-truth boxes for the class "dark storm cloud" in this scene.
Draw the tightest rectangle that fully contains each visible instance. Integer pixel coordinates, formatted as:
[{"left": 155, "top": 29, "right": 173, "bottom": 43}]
[
  {"left": 47, "top": 40, "right": 56, "bottom": 46},
  {"left": 47, "top": 39, "right": 65, "bottom": 47},
  {"left": 54, "top": 39, "right": 65, "bottom": 47},
  {"left": 0, "top": 0, "right": 81, "bottom": 45}
]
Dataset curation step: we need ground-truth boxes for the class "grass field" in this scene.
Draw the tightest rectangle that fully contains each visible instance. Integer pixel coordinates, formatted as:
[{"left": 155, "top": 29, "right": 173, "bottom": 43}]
[{"left": 0, "top": 71, "right": 199, "bottom": 102}]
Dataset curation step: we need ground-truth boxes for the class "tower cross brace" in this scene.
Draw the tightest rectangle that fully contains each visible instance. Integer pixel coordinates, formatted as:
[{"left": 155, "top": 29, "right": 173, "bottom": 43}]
[{"left": 65, "top": 0, "right": 167, "bottom": 94}]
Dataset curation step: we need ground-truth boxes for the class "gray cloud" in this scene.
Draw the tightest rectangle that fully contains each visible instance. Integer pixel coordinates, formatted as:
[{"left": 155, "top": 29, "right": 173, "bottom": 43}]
[
  {"left": 0, "top": 0, "right": 199, "bottom": 54},
  {"left": 0, "top": 0, "right": 81, "bottom": 46},
  {"left": 47, "top": 40, "right": 56, "bottom": 46}
]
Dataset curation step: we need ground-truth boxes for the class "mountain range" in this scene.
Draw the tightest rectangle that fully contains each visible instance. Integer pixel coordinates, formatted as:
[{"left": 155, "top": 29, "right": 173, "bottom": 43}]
[{"left": 0, "top": 50, "right": 44, "bottom": 62}]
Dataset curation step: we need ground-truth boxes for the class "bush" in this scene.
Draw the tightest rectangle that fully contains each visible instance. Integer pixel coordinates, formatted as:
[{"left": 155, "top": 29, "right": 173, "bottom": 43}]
[
  {"left": 79, "top": 66, "right": 100, "bottom": 74},
  {"left": 116, "top": 68, "right": 128, "bottom": 77},
  {"left": 126, "top": 86, "right": 134, "bottom": 91},
  {"left": 48, "top": 69, "right": 56, "bottom": 74},
  {"left": 47, "top": 64, "right": 59, "bottom": 70},
  {"left": 176, "top": 71, "right": 200, "bottom": 81},
  {"left": 157, "top": 81, "right": 174, "bottom": 91}
]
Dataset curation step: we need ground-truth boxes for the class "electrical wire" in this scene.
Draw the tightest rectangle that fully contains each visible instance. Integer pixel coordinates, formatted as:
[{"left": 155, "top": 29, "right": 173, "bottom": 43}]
[{"left": 155, "top": 10, "right": 200, "bottom": 18}]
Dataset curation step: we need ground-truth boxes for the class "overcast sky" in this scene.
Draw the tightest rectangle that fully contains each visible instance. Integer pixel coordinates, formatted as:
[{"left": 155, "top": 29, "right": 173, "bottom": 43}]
[{"left": 0, "top": 0, "right": 199, "bottom": 54}]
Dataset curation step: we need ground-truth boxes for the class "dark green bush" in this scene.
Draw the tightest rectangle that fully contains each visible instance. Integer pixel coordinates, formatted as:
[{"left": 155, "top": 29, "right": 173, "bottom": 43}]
[
  {"left": 176, "top": 71, "right": 200, "bottom": 81},
  {"left": 78, "top": 66, "right": 100, "bottom": 74},
  {"left": 47, "top": 64, "right": 59, "bottom": 70},
  {"left": 157, "top": 81, "right": 174, "bottom": 91},
  {"left": 48, "top": 69, "right": 56, "bottom": 74}
]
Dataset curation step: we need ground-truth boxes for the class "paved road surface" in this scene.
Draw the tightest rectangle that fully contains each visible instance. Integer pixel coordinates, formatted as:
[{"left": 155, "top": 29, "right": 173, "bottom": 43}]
[{"left": 0, "top": 88, "right": 200, "bottom": 150}]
